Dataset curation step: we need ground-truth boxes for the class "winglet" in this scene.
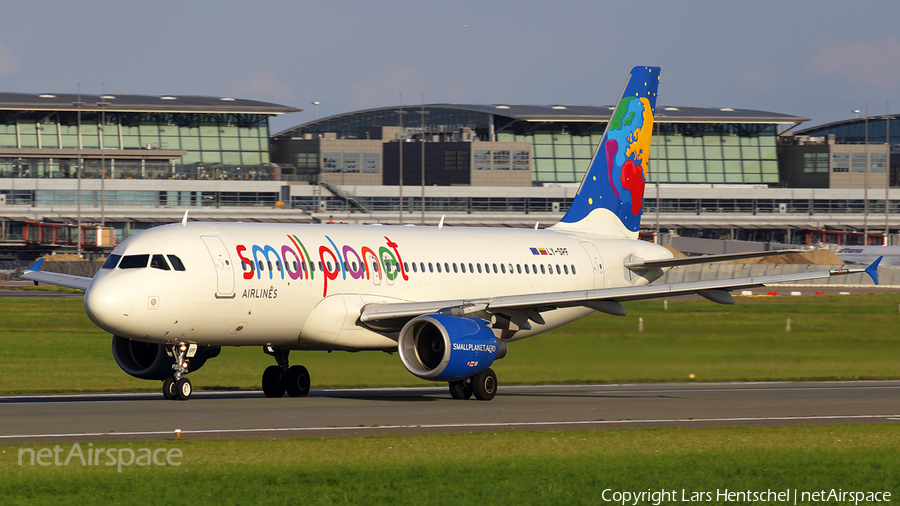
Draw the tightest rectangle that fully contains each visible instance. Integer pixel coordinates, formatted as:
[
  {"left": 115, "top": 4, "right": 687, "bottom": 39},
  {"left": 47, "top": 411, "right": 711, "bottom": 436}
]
[
  {"left": 25, "top": 258, "right": 44, "bottom": 286},
  {"left": 865, "top": 256, "right": 882, "bottom": 285}
]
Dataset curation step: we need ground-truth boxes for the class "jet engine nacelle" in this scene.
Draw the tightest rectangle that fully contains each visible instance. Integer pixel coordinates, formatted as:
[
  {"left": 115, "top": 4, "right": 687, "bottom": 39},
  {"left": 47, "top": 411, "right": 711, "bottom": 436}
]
[
  {"left": 398, "top": 313, "right": 507, "bottom": 382},
  {"left": 111, "top": 335, "right": 220, "bottom": 380}
]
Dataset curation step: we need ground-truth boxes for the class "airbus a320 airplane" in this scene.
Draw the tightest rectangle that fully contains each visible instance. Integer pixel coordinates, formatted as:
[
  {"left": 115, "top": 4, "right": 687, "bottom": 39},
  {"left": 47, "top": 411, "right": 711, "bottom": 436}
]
[{"left": 22, "top": 67, "right": 880, "bottom": 401}]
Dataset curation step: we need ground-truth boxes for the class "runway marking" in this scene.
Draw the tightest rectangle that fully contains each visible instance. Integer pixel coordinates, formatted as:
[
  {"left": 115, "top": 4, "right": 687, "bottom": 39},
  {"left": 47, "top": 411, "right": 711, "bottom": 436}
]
[
  {"left": 2, "top": 414, "right": 899, "bottom": 441},
  {"left": 1, "top": 381, "right": 898, "bottom": 403}
]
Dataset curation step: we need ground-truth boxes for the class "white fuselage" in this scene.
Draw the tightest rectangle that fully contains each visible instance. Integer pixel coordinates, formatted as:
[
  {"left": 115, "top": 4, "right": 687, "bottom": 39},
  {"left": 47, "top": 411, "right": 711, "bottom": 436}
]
[
  {"left": 835, "top": 245, "right": 900, "bottom": 266},
  {"left": 84, "top": 222, "right": 673, "bottom": 350}
]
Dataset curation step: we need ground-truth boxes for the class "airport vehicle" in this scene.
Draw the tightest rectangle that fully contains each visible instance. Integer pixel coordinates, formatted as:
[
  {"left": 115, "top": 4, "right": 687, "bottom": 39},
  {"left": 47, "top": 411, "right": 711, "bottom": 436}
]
[{"left": 21, "top": 67, "right": 880, "bottom": 401}]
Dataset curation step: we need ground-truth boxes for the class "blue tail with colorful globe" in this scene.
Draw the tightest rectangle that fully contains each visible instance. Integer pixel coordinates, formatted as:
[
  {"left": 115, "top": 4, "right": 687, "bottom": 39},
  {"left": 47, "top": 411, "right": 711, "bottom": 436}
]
[{"left": 553, "top": 66, "right": 660, "bottom": 238}]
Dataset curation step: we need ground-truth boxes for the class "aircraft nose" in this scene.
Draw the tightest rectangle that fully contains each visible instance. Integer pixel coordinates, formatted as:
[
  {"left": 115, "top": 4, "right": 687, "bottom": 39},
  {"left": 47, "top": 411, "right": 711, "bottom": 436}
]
[{"left": 84, "top": 276, "right": 134, "bottom": 332}]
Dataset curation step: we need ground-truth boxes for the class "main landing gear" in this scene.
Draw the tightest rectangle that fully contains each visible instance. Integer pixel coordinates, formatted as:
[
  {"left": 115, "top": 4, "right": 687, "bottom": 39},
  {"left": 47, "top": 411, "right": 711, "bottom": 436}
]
[
  {"left": 262, "top": 346, "right": 311, "bottom": 398},
  {"left": 448, "top": 368, "right": 497, "bottom": 401},
  {"left": 162, "top": 343, "right": 193, "bottom": 401}
]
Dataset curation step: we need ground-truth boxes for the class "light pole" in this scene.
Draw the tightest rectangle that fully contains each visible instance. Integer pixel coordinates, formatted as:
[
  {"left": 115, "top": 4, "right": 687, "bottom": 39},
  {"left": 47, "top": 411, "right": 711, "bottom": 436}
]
[
  {"left": 311, "top": 101, "right": 320, "bottom": 120},
  {"left": 74, "top": 85, "right": 85, "bottom": 257},
  {"left": 417, "top": 94, "right": 429, "bottom": 225},
  {"left": 98, "top": 87, "right": 110, "bottom": 228}
]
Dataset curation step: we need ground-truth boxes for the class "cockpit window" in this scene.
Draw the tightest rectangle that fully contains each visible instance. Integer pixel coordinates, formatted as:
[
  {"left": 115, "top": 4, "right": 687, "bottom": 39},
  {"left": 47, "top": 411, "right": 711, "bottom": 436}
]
[
  {"left": 119, "top": 254, "right": 150, "bottom": 269},
  {"left": 167, "top": 255, "right": 186, "bottom": 271},
  {"left": 150, "top": 254, "right": 171, "bottom": 271},
  {"left": 101, "top": 254, "right": 121, "bottom": 269}
]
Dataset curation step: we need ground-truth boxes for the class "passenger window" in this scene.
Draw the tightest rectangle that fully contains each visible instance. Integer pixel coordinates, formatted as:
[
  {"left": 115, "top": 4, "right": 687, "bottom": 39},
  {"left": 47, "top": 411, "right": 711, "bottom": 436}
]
[
  {"left": 119, "top": 254, "right": 149, "bottom": 269},
  {"left": 484, "top": 263, "right": 490, "bottom": 273},
  {"left": 468, "top": 263, "right": 474, "bottom": 273},
  {"left": 532, "top": 264, "right": 537, "bottom": 274},
  {"left": 258, "top": 261, "right": 265, "bottom": 272},
  {"left": 517, "top": 264, "right": 522, "bottom": 274},
  {"left": 444, "top": 262, "right": 449, "bottom": 273},
  {"left": 564, "top": 264, "right": 569, "bottom": 275},
  {"left": 167, "top": 255, "right": 186, "bottom": 271},
  {"left": 436, "top": 263, "right": 442, "bottom": 273},
  {"left": 150, "top": 254, "right": 170, "bottom": 271},
  {"left": 293, "top": 261, "right": 298, "bottom": 271},
  {"left": 572, "top": 265, "right": 576, "bottom": 275},
  {"left": 419, "top": 262, "right": 425, "bottom": 272},
  {"left": 326, "top": 261, "right": 333, "bottom": 271},
  {"left": 500, "top": 264, "right": 506, "bottom": 274},
  {"left": 540, "top": 264, "right": 545, "bottom": 274},
  {"left": 556, "top": 265, "right": 561, "bottom": 275},
  {"left": 373, "top": 262, "right": 379, "bottom": 272},
  {"left": 309, "top": 262, "right": 315, "bottom": 272},
  {"left": 268, "top": 261, "right": 273, "bottom": 271},
  {"left": 428, "top": 263, "right": 433, "bottom": 273},
  {"left": 453, "top": 263, "right": 458, "bottom": 273},
  {"left": 548, "top": 264, "right": 553, "bottom": 274},
  {"left": 524, "top": 264, "right": 530, "bottom": 274},
  {"left": 476, "top": 264, "right": 482, "bottom": 273},
  {"left": 403, "top": 262, "right": 409, "bottom": 273},
  {"left": 276, "top": 261, "right": 282, "bottom": 271},
  {"left": 460, "top": 263, "right": 465, "bottom": 273},
  {"left": 412, "top": 262, "right": 417, "bottom": 273},
  {"left": 101, "top": 254, "right": 122, "bottom": 269}
]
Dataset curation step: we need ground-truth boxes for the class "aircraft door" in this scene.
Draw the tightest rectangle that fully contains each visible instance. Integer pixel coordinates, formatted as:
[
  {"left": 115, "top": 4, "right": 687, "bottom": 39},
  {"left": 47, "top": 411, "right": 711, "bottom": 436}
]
[
  {"left": 580, "top": 242, "right": 605, "bottom": 289},
  {"left": 201, "top": 235, "right": 236, "bottom": 298}
]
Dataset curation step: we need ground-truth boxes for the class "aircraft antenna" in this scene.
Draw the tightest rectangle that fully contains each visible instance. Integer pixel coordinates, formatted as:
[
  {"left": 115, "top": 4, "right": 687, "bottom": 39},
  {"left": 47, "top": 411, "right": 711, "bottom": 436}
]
[
  {"left": 438, "top": 215, "right": 445, "bottom": 230},
  {"left": 534, "top": 222, "right": 539, "bottom": 230},
  {"left": 181, "top": 210, "right": 189, "bottom": 226}
]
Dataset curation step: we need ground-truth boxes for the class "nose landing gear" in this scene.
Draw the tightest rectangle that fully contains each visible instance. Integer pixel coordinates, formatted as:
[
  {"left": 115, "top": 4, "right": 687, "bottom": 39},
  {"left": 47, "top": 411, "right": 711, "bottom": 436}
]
[
  {"left": 162, "top": 343, "right": 193, "bottom": 400},
  {"left": 262, "top": 346, "right": 310, "bottom": 398}
]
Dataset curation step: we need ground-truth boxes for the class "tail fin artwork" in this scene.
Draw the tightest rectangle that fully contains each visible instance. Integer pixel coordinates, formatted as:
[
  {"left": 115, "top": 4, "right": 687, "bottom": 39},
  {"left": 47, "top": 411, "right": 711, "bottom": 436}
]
[{"left": 554, "top": 66, "right": 660, "bottom": 237}]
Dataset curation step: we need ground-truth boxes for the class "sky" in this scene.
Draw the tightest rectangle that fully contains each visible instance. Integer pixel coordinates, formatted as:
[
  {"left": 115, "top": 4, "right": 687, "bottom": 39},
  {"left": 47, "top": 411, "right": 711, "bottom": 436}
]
[{"left": 1, "top": 1, "right": 898, "bottom": 134}]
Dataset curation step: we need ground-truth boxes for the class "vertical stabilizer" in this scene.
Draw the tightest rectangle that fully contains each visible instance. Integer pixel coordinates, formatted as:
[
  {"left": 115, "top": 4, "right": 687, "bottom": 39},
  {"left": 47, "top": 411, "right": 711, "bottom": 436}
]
[{"left": 553, "top": 66, "right": 660, "bottom": 237}]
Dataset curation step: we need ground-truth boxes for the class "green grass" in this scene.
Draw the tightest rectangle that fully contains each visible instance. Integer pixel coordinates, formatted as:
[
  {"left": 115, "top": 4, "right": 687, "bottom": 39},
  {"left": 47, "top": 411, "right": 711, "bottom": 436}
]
[
  {"left": 1, "top": 294, "right": 899, "bottom": 393},
  {"left": 0, "top": 425, "right": 897, "bottom": 505}
]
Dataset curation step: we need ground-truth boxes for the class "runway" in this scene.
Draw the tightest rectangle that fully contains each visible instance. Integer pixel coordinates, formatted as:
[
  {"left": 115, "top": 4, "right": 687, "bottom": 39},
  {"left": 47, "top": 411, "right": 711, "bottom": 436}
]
[{"left": 1, "top": 381, "right": 898, "bottom": 444}]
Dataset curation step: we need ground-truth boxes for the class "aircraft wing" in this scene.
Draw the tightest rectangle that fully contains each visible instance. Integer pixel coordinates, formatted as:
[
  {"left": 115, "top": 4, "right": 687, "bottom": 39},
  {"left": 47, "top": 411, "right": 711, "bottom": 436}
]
[
  {"left": 360, "top": 260, "right": 880, "bottom": 331},
  {"left": 19, "top": 259, "right": 93, "bottom": 291},
  {"left": 623, "top": 249, "right": 804, "bottom": 269}
]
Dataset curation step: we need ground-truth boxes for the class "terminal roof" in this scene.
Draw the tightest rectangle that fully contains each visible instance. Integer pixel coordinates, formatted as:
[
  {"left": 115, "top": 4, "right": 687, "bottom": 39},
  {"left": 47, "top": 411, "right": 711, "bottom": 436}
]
[{"left": 0, "top": 93, "right": 301, "bottom": 115}]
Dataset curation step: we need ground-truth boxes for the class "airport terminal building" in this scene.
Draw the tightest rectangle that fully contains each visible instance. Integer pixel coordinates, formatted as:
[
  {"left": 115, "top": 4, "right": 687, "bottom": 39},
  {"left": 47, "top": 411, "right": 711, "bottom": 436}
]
[{"left": 0, "top": 90, "right": 898, "bottom": 259}]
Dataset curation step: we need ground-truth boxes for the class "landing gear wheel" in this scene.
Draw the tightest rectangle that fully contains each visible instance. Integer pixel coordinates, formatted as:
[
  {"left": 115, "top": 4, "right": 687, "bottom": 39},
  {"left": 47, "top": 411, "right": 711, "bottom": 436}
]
[
  {"left": 472, "top": 368, "right": 497, "bottom": 401},
  {"left": 262, "top": 365, "right": 286, "bottom": 398},
  {"left": 285, "top": 365, "right": 311, "bottom": 397},
  {"left": 162, "top": 377, "right": 176, "bottom": 400},
  {"left": 175, "top": 377, "right": 192, "bottom": 400},
  {"left": 449, "top": 379, "right": 473, "bottom": 399}
]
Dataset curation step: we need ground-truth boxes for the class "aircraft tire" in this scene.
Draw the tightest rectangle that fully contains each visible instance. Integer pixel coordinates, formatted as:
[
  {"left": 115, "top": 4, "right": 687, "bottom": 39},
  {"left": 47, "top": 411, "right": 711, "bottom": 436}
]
[
  {"left": 162, "top": 377, "right": 176, "bottom": 400},
  {"left": 262, "top": 366, "right": 286, "bottom": 398},
  {"left": 175, "top": 378, "right": 192, "bottom": 401},
  {"left": 448, "top": 380, "right": 472, "bottom": 399},
  {"left": 472, "top": 368, "right": 497, "bottom": 401},
  {"left": 285, "top": 365, "right": 311, "bottom": 397}
]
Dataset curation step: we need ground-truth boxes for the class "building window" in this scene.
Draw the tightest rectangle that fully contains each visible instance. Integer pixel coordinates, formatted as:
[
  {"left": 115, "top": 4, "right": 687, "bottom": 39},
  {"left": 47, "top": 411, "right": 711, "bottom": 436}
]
[
  {"left": 833, "top": 153, "right": 849, "bottom": 173},
  {"left": 512, "top": 150, "right": 530, "bottom": 170},
  {"left": 804, "top": 152, "right": 829, "bottom": 173},
  {"left": 296, "top": 153, "right": 318, "bottom": 168},
  {"left": 851, "top": 153, "right": 867, "bottom": 173},
  {"left": 492, "top": 150, "right": 510, "bottom": 169},
  {"left": 362, "top": 153, "right": 380, "bottom": 173},
  {"left": 473, "top": 150, "right": 491, "bottom": 170},
  {"left": 342, "top": 153, "right": 360, "bottom": 173},
  {"left": 322, "top": 153, "right": 340, "bottom": 173},
  {"left": 871, "top": 153, "right": 887, "bottom": 173}
]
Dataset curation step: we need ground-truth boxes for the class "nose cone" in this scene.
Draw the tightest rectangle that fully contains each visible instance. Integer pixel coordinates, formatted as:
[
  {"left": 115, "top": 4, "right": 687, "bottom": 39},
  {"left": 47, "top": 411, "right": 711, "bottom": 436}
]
[{"left": 84, "top": 275, "right": 134, "bottom": 333}]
